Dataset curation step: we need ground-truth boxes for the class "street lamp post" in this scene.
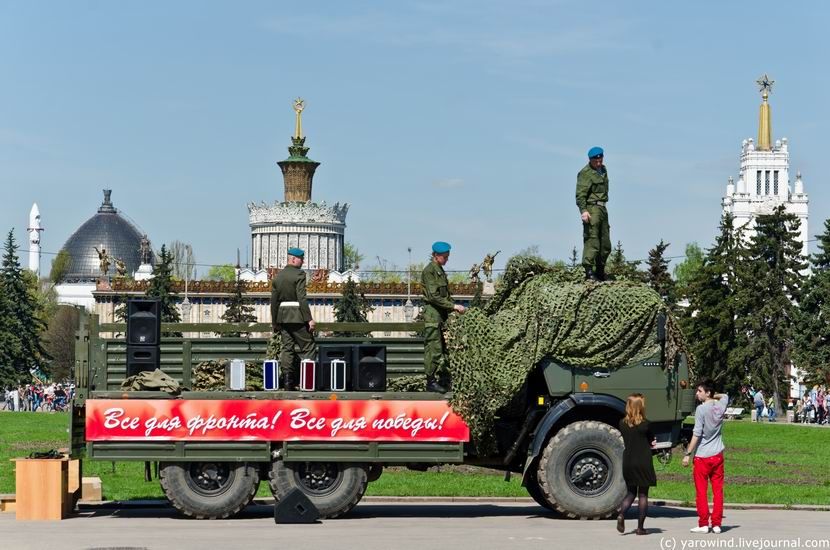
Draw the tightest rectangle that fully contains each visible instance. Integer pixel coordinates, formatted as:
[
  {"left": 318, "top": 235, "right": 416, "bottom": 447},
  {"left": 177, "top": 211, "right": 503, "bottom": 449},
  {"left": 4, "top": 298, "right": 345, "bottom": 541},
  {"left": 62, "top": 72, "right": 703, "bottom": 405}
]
[
  {"left": 181, "top": 245, "right": 192, "bottom": 321},
  {"left": 404, "top": 246, "right": 414, "bottom": 322}
]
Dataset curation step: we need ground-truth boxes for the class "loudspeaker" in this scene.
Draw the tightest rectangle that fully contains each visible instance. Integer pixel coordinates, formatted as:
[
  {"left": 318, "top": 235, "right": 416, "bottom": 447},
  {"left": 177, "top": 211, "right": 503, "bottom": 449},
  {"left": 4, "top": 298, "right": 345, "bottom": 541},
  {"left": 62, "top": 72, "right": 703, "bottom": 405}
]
[
  {"left": 352, "top": 345, "right": 387, "bottom": 391},
  {"left": 126, "top": 345, "right": 160, "bottom": 378},
  {"left": 127, "top": 299, "right": 161, "bottom": 345},
  {"left": 274, "top": 488, "right": 320, "bottom": 524},
  {"left": 317, "top": 345, "right": 355, "bottom": 391}
]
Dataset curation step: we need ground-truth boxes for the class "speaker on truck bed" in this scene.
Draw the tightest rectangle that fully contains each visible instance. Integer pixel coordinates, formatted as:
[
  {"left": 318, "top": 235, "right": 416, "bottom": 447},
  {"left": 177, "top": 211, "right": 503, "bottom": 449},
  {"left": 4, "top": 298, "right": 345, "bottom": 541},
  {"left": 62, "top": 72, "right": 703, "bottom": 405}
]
[
  {"left": 317, "top": 345, "right": 355, "bottom": 391},
  {"left": 352, "top": 345, "right": 386, "bottom": 391},
  {"left": 127, "top": 298, "right": 161, "bottom": 345},
  {"left": 126, "top": 298, "right": 161, "bottom": 378}
]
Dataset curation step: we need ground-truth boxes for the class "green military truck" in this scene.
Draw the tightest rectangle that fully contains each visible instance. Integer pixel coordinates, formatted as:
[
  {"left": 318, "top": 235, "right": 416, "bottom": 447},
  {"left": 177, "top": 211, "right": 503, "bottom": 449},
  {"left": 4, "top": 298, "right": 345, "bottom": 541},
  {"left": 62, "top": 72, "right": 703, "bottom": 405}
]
[{"left": 70, "top": 308, "right": 695, "bottom": 521}]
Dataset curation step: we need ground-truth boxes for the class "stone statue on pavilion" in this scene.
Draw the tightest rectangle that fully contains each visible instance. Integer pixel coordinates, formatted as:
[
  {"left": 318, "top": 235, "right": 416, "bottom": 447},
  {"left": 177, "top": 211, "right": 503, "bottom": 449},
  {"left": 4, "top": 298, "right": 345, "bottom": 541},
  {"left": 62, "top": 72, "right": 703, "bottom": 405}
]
[
  {"left": 93, "top": 245, "right": 110, "bottom": 276},
  {"left": 482, "top": 251, "right": 500, "bottom": 282}
]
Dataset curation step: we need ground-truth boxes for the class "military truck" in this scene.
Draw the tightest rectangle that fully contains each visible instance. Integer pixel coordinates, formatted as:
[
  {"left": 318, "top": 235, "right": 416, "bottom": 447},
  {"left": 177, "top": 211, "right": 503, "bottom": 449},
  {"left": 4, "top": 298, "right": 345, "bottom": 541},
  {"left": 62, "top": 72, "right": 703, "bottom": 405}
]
[{"left": 70, "top": 311, "right": 695, "bottom": 520}]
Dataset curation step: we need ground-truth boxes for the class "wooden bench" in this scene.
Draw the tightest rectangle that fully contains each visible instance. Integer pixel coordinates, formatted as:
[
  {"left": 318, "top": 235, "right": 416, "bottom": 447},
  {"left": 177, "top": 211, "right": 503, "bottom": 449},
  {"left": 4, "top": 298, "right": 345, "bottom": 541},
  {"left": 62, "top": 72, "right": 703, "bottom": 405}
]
[{"left": 725, "top": 407, "right": 745, "bottom": 419}]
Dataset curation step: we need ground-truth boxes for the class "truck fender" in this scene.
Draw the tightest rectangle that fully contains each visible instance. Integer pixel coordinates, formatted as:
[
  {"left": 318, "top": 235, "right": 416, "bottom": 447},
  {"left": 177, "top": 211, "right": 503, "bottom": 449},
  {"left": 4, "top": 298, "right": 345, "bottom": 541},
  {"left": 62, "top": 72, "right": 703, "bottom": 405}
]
[{"left": 521, "top": 393, "right": 626, "bottom": 484}]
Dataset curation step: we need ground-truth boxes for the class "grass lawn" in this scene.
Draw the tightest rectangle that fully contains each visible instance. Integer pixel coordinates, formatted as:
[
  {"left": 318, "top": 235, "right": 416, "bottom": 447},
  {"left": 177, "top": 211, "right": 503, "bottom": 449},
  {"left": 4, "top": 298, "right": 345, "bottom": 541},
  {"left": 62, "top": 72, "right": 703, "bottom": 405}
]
[{"left": 2, "top": 412, "right": 829, "bottom": 504}]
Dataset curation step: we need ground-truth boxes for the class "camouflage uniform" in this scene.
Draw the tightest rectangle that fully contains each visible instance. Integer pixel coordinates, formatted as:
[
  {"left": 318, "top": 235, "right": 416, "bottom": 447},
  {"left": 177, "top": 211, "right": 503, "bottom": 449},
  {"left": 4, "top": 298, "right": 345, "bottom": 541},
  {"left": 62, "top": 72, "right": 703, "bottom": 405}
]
[
  {"left": 271, "top": 264, "right": 316, "bottom": 389},
  {"left": 421, "top": 261, "right": 455, "bottom": 383},
  {"left": 575, "top": 163, "right": 611, "bottom": 275}
]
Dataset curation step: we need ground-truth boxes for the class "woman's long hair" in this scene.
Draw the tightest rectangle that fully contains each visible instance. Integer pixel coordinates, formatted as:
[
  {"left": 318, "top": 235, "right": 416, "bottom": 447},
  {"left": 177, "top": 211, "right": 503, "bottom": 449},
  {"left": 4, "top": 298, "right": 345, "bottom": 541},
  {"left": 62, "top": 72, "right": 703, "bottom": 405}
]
[{"left": 623, "top": 393, "right": 646, "bottom": 427}]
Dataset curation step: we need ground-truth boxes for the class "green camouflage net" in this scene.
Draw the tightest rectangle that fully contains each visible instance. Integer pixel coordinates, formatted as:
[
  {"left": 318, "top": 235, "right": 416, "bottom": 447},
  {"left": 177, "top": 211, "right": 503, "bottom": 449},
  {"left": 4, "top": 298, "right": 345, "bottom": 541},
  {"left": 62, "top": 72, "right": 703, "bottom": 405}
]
[
  {"left": 193, "top": 360, "right": 264, "bottom": 392},
  {"left": 444, "top": 257, "right": 690, "bottom": 455}
]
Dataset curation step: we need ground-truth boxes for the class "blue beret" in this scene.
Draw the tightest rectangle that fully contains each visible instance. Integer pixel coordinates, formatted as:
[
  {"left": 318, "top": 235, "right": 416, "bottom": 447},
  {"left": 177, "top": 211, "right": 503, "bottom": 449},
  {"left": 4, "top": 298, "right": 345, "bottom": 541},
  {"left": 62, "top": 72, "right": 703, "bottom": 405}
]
[
  {"left": 287, "top": 247, "right": 304, "bottom": 258},
  {"left": 588, "top": 146, "right": 604, "bottom": 158},
  {"left": 432, "top": 241, "right": 451, "bottom": 254}
]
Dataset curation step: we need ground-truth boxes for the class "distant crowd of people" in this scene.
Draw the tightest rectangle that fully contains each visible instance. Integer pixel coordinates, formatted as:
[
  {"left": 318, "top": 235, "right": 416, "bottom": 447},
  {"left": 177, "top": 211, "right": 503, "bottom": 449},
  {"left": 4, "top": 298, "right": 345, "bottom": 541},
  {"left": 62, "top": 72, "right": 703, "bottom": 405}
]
[
  {"left": 2, "top": 382, "right": 73, "bottom": 412},
  {"left": 795, "top": 387, "right": 830, "bottom": 424}
]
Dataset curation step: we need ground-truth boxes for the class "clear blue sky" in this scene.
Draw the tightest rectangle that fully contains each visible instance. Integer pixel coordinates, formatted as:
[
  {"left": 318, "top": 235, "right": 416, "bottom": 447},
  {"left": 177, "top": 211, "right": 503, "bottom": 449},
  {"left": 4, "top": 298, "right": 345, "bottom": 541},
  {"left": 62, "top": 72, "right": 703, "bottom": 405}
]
[{"left": 2, "top": 1, "right": 829, "bottom": 276}]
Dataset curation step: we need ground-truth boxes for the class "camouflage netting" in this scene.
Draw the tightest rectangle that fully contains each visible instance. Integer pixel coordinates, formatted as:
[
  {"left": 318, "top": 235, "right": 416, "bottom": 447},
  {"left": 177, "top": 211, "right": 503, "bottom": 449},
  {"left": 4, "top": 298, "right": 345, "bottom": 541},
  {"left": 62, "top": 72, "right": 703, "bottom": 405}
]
[
  {"left": 193, "top": 359, "right": 264, "bottom": 392},
  {"left": 444, "top": 257, "right": 691, "bottom": 455}
]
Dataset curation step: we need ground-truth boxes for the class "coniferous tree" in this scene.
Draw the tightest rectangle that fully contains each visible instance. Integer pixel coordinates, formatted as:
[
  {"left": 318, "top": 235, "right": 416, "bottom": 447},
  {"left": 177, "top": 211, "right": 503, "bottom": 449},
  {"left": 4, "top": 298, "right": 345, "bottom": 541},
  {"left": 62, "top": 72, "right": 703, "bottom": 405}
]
[
  {"left": 645, "top": 240, "right": 676, "bottom": 305},
  {"left": 0, "top": 230, "right": 49, "bottom": 386},
  {"left": 681, "top": 214, "right": 745, "bottom": 391},
  {"left": 146, "top": 244, "right": 181, "bottom": 327},
  {"left": 733, "top": 206, "right": 806, "bottom": 413},
  {"left": 673, "top": 242, "right": 705, "bottom": 300},
  {"left": 569, "top": 246, "right": 579, "bottom": 268},
  {"left": 793, "top": 218, "right": 830, "bottom": 387},
  {"left": 333, "top": 277, "right": 373, "bottom": 336},
  {"left": 606, "top": 241, "right": 644, "bottom": 282},
  {"left": 220, "top": 272, "right": 257, "bottom": 337}
]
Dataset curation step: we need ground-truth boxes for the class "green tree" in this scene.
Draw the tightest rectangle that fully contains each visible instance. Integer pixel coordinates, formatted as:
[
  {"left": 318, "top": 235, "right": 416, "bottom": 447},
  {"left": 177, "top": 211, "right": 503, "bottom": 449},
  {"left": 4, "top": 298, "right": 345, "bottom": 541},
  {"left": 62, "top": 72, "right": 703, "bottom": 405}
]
[
  {"left": 207, "top": 264, "right": 236, "bottom": 282},
  {"left": 220, "top": 273, "right": 257, "bottom": 337},
  {"left": 333, "top": 277, "right": 374, "bottom": 336},
  {"left": 606, "top": 241, "right": 643, "bottom": 282},
  {"left": 681, "top": 214, "right": 744, "bottom": 391},
  {"left": 168, "top": 240, "right": 196, "bottom": 281},
  {"left": 793, "top": 218, "right": 830, "bottom": 387},
  {"left": 569, "top": 246, "right": 579, "bottom": 268},
  {"left": 50, "top": 249, "right": 72, "bottom": 284},
  {"left": 146, "top": 244, "right": 181, "bottom": 324},
  {"left": 343, "top": 242, "right": 364, "bottom": 271},
  {"left": 673, "top": 242, "right": 705, "bottom": 294},
  {"left": 733, "top": 206, "right": 806, "bottom": 413},
  {"left": 0, "top": 230, "right": 49, "bottom": 386},
  {"left": 645, "top": 240, "right": 676, "bottom": 305}
]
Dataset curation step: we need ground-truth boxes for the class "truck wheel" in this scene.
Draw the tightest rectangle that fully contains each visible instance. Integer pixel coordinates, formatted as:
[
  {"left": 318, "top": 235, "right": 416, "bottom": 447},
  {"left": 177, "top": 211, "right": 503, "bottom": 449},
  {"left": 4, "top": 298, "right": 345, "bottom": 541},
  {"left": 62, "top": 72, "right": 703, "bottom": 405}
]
[
  {"left": 269, "top": 461, "right": 367, "bottom": 518},
  {"left": 159, "top": 462, "right": 259, "bottom": 519},
  {"left": 537, "top": 420, "right": 625, "bottom": 519},
  {"left": 525, "top": 469, "right": 554, "bottom": 511}
]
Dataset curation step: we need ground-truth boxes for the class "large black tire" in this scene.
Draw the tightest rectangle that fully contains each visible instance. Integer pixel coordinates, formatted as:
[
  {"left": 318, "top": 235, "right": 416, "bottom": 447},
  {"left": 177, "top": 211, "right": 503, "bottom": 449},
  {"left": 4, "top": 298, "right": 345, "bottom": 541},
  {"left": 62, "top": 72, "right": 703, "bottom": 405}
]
[
  {"left": 159, "top": 461, "right": 260, "bottom": 519},
  {"left": 269, "top": 461, "right": 367, "bottom": 518},
  {"left": 537, "top": 420, "right": 626, "bottom": 519},
  {"left": 525, "top": 468, "right": 555, "bottom": 511}
]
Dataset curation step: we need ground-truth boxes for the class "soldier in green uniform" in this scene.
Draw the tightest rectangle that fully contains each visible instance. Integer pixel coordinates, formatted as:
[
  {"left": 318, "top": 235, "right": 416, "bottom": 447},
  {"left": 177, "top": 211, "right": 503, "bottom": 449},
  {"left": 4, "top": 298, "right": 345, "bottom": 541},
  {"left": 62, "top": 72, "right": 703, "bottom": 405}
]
[
  {"left": 270, "top": 247, "right": 316, "bottom": 390},
  {"left": 576, "top": 146, "right": 612, "bottom": 281},
  {"left": 421, "top": 241, "right": 466, "bottom": 393}
]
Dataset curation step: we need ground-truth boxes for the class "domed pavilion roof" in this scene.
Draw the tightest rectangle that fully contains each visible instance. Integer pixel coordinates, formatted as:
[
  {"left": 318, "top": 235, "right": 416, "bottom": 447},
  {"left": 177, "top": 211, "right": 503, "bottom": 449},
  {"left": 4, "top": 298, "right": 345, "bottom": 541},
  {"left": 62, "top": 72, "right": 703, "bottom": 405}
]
[{"left": 60, "top": 190, "right": 153, "bottom": 281}]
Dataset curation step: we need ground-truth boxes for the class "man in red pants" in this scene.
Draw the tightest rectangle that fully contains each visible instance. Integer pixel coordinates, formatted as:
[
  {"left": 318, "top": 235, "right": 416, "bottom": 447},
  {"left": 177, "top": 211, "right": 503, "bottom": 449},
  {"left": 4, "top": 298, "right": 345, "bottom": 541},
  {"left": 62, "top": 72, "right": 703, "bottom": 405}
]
[{"left": 682, "top": 380, "right": 729, "bottom": 534}]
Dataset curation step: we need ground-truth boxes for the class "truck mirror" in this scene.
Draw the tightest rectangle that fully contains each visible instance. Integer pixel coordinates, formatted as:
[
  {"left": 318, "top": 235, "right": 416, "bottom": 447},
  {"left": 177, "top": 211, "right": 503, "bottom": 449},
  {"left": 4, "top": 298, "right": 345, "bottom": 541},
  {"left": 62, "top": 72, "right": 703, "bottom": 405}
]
[{"left": 656, "top": 312, "right": 667, "bottom": 344}]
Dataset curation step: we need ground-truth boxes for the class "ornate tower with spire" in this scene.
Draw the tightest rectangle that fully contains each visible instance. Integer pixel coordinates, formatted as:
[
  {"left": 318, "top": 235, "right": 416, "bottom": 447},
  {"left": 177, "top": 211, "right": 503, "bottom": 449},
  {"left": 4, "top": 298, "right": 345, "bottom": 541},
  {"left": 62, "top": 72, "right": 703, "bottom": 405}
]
[
  {"left": 248, "top": 99, "right": 349, "bottom": 272},
  {"left": 277, "top": 98, "right": 320, "bottom": 202},
  {"left": 722, "top": 75, "right": 809, "bottom": 260}
]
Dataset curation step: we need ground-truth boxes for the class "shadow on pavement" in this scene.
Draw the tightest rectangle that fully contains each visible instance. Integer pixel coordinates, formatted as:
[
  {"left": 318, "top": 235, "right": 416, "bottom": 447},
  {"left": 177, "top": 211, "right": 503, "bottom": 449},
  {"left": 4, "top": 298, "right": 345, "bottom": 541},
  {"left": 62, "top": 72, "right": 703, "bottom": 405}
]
[{"left": 76, "top": 502, "right": 699, "bottom": 522}]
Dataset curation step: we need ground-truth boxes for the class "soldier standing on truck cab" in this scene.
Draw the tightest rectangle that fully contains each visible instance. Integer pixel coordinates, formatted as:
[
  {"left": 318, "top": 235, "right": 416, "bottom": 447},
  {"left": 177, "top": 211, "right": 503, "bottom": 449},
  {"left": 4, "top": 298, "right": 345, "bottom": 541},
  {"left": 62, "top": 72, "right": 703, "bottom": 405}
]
[
  {"left": 576, "top": 146, "right": 612, "bottom": 281},
  {"left": 271, "top": 248, "right": 316, "bottom": 390},
  {"left": 421, "top": 241, "right": 466, "bottom": 393}
]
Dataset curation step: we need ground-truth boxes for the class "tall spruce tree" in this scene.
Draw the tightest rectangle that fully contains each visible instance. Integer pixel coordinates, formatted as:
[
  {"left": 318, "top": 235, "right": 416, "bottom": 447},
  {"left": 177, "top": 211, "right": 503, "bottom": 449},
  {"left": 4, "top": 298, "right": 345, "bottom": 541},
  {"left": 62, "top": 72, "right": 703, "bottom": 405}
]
[
  {"left": 0, "top": 230, "right": 48, "bottom": 386},
  {"left": 645, "top": 240, "right": 676, "bottom": 305},
  {"left": 146, "top": 244, "right": 181, "bottom": 324},
  {"left": 333, "top": 277, "right": 373, "bottom": 336},
  {"left": 733, "top": 206, "right": 806, "bottom": 413},
  {"left": 220, "top": 271, "right": 257, "bottom": 337},
  {"left": 606, "top": 241, "right": 643, "bottom": 282},
  {"left": 793, "top": 218, "right": 830, "bottom": 387},
  {"left": 681, "top": 214, "right": 744, "bottom": 391}
]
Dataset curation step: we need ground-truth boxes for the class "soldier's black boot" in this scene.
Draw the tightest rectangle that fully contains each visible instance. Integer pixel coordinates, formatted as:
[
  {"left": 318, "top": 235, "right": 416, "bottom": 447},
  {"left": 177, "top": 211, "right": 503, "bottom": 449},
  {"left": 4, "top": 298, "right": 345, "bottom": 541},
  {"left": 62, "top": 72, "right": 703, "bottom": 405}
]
[
  {"left": 426, "top": 376, "right": 448, "bottom": 393},
  {"left": 596, "top": 263, "right": 606, "bottom": 282}
]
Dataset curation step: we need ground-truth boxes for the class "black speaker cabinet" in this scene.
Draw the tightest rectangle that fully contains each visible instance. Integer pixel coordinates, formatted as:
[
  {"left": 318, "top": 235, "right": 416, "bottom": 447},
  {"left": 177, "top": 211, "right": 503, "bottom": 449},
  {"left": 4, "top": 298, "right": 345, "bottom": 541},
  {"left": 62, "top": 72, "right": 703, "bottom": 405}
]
[
  {"left": 274, "top": 488, "right": 320, "bottom": 524},
  {"left": 317, "top": 345, "right": 355, "bottom": 391},
  {"left": 352, "top": 344, "right": 387, "bottom": 391},
  {"left": 126, "top": 345, "right": 160, "bottom": 378},
  {"left": 127, "top": 298, "right": 161, "bottom": 345}
]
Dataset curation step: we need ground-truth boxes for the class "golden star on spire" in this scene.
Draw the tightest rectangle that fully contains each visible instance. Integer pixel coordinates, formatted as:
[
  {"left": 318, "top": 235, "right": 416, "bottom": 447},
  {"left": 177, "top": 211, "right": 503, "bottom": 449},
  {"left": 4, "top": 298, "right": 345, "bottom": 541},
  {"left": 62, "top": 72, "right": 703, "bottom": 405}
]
[{"left": 756, "top": 74, "right": 774, "bottom": 98}]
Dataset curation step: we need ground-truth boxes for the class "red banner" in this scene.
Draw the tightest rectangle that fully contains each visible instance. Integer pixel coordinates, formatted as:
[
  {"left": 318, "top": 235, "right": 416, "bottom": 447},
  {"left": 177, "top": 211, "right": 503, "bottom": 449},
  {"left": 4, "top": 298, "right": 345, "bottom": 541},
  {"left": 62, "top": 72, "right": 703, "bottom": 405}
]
[{"left": 85, "top": 399, "right": 469, "bottom": 442}]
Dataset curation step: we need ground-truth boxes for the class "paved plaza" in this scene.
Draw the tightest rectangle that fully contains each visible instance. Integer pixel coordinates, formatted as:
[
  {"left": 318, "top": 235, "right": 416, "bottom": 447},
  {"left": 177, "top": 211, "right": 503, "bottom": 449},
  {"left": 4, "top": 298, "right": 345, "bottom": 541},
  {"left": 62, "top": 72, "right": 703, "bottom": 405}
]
[{"left": 1, "top": 501, "right": 828, "bottom": 550}]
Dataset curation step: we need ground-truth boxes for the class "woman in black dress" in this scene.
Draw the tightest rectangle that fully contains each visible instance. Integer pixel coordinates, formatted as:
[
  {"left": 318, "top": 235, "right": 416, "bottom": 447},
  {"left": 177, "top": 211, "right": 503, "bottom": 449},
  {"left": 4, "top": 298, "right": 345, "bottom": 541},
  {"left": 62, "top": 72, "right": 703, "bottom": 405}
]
[{"left": 617, "top": 393, "right": 657, "bottom": 535}]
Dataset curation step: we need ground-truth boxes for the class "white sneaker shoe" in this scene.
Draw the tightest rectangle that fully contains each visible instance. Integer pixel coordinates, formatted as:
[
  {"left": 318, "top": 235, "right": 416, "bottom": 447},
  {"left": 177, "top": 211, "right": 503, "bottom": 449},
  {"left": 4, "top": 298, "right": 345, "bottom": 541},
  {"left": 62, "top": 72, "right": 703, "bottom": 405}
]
[
  {"left": 690, "top": 526, "right": 710, "bottom": 534},
  {"left": 712, "top": 526, "right": 722, "bottom": 534}
]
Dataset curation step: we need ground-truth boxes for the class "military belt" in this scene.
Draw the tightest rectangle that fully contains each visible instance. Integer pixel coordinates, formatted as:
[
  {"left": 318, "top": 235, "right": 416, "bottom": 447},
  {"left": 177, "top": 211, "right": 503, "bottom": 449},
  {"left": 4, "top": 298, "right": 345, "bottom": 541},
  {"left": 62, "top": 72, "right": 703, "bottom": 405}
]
[
  {"left": 279, "top": 301, "right": 300, "bottom": 307},
  {"left": 588, "top": 201, "right": 607, "bottom": 207}
]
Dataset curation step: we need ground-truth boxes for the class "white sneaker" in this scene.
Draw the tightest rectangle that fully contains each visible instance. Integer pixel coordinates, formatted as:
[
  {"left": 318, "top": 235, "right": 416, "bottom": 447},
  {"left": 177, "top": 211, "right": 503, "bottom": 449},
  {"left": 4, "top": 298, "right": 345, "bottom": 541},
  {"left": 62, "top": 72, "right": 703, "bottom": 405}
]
[
  {"left": 712, "top": 526, "right": 722, "bottom": 534},
  {"left": 690, "top": 526, "right": 710, "bottom": 534}
]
